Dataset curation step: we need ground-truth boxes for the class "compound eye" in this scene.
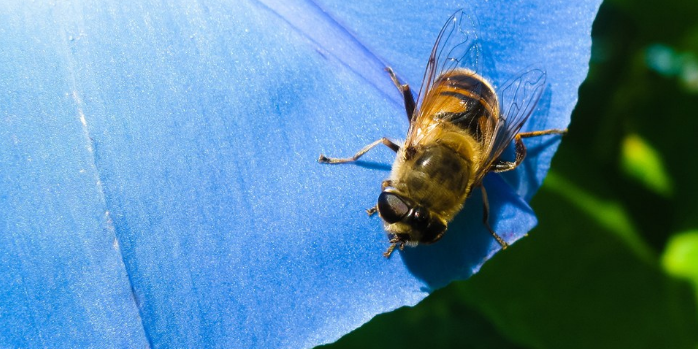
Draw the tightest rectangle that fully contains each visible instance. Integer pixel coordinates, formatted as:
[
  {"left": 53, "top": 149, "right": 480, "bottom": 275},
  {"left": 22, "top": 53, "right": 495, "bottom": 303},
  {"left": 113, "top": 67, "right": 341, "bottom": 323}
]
[{"left": 377, "top": 192, "right": 410, "bottom": 224}]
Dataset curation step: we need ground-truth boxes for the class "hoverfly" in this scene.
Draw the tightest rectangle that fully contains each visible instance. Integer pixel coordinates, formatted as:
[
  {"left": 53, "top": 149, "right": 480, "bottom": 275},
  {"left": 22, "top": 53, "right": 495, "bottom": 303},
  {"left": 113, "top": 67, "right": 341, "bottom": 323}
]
[{"left": 318, "top": 9, "right": 566, "bottom": 258}]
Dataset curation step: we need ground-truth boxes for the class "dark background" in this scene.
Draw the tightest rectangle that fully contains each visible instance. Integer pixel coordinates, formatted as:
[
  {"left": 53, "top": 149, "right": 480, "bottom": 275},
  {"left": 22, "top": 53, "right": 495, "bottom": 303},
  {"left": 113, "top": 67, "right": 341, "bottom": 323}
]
[{"left": 320, "top": 0, "right": 698, "bottom": 347}]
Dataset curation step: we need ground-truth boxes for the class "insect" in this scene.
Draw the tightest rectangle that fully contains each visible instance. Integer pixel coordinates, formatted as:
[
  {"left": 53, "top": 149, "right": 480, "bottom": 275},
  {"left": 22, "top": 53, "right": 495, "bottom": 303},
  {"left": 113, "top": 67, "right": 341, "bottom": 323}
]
[{"left": 318, "top": 9, "right": 566, "bottom": 258}]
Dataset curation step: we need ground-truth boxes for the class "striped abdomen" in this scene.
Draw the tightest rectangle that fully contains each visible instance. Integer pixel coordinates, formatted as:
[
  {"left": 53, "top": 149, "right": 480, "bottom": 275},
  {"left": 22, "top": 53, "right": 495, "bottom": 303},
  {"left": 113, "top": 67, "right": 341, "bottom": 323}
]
[{"left": 419, "top": 68, "right": 499, "bottom": 143}]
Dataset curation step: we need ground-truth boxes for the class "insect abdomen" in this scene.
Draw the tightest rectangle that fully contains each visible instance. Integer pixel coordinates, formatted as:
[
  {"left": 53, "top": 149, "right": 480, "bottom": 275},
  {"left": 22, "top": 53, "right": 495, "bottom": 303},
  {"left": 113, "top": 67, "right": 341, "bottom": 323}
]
[{"left": 421, "top": 69, "right": 498, "bottom": 143}]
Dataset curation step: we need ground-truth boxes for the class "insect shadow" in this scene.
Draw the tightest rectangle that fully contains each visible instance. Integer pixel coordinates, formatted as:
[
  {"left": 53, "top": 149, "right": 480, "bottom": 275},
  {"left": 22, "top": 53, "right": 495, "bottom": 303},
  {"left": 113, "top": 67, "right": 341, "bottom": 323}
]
[
  {"left": 352, "top": 160, "right": 393, "bottom": 172},
  {"left": 397, "top": 174, "right": 534, "bottom": 291}
]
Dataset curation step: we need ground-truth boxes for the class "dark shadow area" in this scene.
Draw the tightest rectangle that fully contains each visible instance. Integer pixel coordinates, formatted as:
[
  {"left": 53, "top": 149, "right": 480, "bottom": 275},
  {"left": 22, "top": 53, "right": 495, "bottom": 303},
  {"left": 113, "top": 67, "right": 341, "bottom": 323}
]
[
  {"left": 352, "top": 160, "right": 393, "bottom": 172},
  {"left": 399, "top": 174, "right": 534, "bottom": 291}
]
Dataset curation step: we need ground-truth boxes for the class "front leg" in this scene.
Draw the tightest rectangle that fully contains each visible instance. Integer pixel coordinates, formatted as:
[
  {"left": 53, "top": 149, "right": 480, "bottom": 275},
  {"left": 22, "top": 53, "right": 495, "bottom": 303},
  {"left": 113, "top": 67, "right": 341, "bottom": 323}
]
[
  {"left": 386, "top": 67, "right": 416, "bottom": 122},
  {"left": 318, "top": 138, "right": 400, "bottom": 164}
]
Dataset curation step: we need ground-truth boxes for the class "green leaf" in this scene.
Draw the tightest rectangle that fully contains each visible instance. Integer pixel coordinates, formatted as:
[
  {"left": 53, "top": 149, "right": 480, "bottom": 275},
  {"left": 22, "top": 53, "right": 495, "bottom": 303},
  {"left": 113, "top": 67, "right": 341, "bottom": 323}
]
[
  {"left": 457, "top": 179, "right": 698, "bottom": 348},
  {"left": 663, "top": 231, "right": 698, "bottom": 304}
]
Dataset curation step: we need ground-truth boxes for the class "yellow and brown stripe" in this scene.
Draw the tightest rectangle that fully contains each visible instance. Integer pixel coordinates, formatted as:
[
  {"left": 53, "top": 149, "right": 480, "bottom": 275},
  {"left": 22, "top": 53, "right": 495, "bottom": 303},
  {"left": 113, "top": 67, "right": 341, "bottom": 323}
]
[{"left": 419, "top": 69, "right": 498, "bottom": 143}]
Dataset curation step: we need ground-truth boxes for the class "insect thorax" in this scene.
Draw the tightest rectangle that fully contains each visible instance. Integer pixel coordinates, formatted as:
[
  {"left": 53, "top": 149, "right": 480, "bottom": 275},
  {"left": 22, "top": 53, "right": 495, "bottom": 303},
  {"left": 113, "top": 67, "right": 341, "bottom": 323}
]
[{"left": 389, "top": 132, "right": 480, "bottom": 222}]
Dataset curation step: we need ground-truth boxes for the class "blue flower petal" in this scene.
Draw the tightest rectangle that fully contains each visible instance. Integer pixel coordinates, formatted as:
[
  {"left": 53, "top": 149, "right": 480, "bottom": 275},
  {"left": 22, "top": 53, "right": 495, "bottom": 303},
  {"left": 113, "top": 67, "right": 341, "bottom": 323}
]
[{"left": 0, "top": 0, "right": 600, "bottom": 347}]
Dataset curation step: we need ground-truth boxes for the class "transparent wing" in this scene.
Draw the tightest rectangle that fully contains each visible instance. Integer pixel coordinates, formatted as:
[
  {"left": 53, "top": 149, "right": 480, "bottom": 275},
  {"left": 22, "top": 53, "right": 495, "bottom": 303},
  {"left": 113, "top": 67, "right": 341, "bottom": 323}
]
[
  {"left": 481, "top": 68, "right": 547, "bottom": 172},
  {"left": 412, "top": 9, "right": 482, "bottom": 124}
]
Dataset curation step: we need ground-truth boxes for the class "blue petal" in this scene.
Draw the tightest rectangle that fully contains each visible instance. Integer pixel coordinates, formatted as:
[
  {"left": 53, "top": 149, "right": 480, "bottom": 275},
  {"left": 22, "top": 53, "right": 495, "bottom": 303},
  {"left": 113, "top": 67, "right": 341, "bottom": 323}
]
[{"left": 0, "top": 0, "right": 600, "bottom": 347}]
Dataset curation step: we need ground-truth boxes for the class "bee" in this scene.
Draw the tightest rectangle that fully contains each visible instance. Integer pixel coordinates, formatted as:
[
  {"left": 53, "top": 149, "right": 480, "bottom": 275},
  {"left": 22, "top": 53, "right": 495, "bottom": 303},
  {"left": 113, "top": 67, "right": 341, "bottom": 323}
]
[{"left": 318, "top": 9, "right": 566, "bottom": 258}]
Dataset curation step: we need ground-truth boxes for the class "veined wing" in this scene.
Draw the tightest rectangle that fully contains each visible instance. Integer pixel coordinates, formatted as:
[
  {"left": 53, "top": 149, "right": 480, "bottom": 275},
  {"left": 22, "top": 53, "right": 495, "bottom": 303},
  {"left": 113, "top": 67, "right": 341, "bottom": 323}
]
[
  {"left": 478, "top": 68, "right": 547, "bottom": 177},
  {"left": 406, "top": 9, "right": 483, "bottom": 147}
]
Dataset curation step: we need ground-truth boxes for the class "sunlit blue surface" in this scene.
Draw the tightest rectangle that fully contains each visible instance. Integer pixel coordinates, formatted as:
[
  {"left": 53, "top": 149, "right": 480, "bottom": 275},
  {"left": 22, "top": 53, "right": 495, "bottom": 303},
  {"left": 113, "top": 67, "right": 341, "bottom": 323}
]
[{"left": 0, "top": 0, "right": 600, "bottom": 347}]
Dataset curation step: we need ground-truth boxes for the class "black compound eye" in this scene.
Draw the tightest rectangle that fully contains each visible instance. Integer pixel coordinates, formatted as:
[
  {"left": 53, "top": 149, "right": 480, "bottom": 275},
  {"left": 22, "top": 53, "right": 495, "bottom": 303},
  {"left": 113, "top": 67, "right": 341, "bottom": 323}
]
[{"left": 377, "top": 192, "right": 410, "bottom": 224}]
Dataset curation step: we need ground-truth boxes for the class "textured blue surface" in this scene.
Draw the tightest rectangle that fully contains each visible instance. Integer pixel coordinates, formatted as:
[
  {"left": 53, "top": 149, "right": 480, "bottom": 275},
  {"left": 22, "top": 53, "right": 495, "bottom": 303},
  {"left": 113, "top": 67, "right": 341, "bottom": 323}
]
[{"left": 0, "top": 0, "right": 600, "bottom": 347}]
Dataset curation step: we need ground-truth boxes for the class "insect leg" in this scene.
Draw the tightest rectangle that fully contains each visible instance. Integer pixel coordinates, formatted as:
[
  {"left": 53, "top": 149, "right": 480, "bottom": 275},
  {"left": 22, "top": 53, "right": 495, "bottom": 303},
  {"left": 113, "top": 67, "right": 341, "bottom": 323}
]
[
  {"left": 383, "top": 243, "right": 397, "bottom": 258},
  {"left": 318, "top": 138, "right": 400, "bottom": 164},
  {"left": 490, "top": 128, "right": 567, "bottom": 173},
  {"left": 386, "top": 67, "right": 416, "bottom": 121},
  {"left": 383, "top": 236, "right": 405, "bottom": 258},
  {"left": 518, "top": 128, "right": 568, "bottom": 139},
  {"left": 480, "top": 185, "right": 509, "bottom": 250}
]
